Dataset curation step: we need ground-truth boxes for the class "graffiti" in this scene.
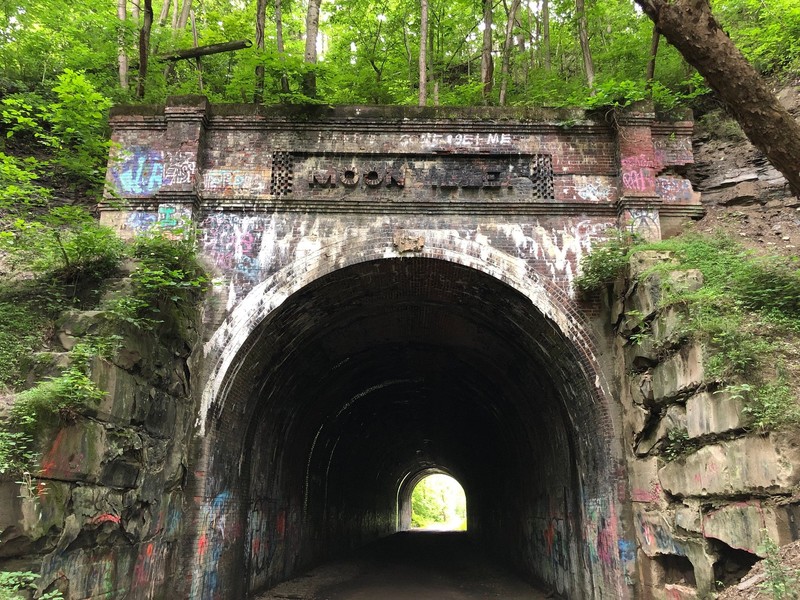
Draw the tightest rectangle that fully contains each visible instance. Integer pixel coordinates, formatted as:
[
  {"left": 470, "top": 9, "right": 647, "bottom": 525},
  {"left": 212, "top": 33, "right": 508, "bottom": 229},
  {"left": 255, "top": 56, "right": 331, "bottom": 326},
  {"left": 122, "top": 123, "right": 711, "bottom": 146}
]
[
  {"left": 654, "top": 136, "right": 693, "bottom": 167},
  {"left": 543, "top": 517, "right": 568, "bottom": 569},
  {"left": 636, "top": 511, "right": 684, "bottom": 556},
  {"left": 620, "top": 154, "right": 652, "bottom": 169},
  {"left": 497, "top": 219, "right": 615, "bottom": 290},
  {"left": 247, "top": 498, "right": 287, "bottom": 587},
  {"left": 656, "top": 177, "right": 696, "bottom": 203},
  {"left": 202, "top": 169, "right": 271, "bottom": 197},
  {"left": 192, "top": 491, "right": 232, "bottom": 600},
  {"left": 622, "top": 169, "right": 655, "bottom": 193},
  {"left": 631, "top": 480, "right": 664, "bottom": 503},
  {"left": 127, "top": 211, "right": 158, "bottom": 232},
  {"left": 92, "top": 513, "right": 121, "bottom": 525},
  {"left": 419, "top": 132, "right": 513, "bottom": 147},
  {"left": 618, "top": 539, "right": 635, "bottom": 563},
  {"left": 131, "top": 541, "right": 169, "bottom": 599},
  {"left": 584, "top": 496, "right": 620, "bottom": 573},
  {"left": 163, "top": 152, "right": 196, "bottom": 186},
  {"left": 626, "top": 208, "right": 660, "bottom": 240},
  {"left": 109, "top": 146, "right": 164, "bottom": 195},
  {"left": 576, "top": 182, "right": 611, "bottom": 203},
  {"left": 620, "top": 154, "right": 656, "bottom": 193}
]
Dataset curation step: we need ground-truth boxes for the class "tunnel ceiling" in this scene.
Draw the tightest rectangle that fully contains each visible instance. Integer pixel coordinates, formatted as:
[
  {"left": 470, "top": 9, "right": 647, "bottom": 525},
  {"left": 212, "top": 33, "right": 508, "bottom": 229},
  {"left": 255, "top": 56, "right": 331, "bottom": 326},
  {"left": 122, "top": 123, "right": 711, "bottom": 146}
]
[{"left": 214, "top": 257, "right": 608, "bottom": 514}]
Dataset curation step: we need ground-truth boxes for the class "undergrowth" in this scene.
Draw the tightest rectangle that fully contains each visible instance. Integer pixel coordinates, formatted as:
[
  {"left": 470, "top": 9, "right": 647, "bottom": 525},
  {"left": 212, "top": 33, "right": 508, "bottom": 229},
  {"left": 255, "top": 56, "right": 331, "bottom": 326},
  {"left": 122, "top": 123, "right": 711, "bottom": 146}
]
[
  {"left": 0, "top": 220, "right": 207, "bottom": 476},
  {"left": 577, "top": 230, "right": 800, "bottom": 431}
]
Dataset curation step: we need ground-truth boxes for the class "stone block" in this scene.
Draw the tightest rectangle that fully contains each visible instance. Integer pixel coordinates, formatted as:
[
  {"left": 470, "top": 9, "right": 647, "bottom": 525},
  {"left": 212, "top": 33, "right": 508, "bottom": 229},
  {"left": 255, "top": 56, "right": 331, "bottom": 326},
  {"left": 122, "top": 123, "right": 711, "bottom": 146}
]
[
  {"left": 635, "top": 508, "right": 685, "bottom": 557},
  {"left": 636, "top": 404, "right": 686, "bottom": 456},
  {"left": 662, "top": 584, "right": 697, "bottom": 600},
  {"left": 675, "top": 505, "right": 702, "bottom": 534},
  {"left": 629, "top": 457, "right": 667, "bottom": 505},
  {"left": 628, "top": 251, "right": 675, "bottom": 280},
  {"left": 39, "top": 421, "right": 106, "bottom": 483},
  {"left": 686, "top": 391, "right": 749, "bottom": 438},
  {"left": 652, "top": 305, "right": 688, "bottom": 345},
  {"left": 701, "top": 502, "right": 778, "bottom": 556},
  {"left": 90, "top": 357, "right": 140, "bottom": 423},
  {"left": 651, "top": 344, "right": 704, "bottom": 403},
  {"left": 55, "top": 310, "right": 103, "bottom": 351},
  {"left": 630, "top": 373, "right": 654, "bottom": 406},
  {"left": 659, "top": 434, "right": 800, "bottom": 498}
]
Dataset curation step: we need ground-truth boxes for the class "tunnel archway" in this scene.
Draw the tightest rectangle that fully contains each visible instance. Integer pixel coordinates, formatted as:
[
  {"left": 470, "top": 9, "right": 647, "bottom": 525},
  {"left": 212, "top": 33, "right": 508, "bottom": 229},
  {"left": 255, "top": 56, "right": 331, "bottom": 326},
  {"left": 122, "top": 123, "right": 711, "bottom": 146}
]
[
  {"left": 188, "top": 237, "right": 630, "bottom": 600},
  {"left": 399, "top": 470, "right": 467, "bottom": 531}
]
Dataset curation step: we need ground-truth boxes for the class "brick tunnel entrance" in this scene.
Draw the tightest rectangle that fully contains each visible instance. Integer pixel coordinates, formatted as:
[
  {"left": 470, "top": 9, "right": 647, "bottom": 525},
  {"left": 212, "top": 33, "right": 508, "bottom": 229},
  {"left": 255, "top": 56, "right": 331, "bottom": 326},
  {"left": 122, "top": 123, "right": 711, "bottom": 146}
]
[{"left": 188, "top": 255, "right": 629, "bottom": 599}]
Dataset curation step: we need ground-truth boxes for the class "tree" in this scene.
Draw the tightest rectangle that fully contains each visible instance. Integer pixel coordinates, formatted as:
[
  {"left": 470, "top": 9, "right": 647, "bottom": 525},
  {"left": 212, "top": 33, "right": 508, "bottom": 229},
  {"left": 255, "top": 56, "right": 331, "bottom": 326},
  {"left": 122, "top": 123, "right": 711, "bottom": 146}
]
[
  {"left": 303, "top": 0, "right": 322, "bottom": 97},
  {"left": 419, "top": 0, "right": 428, "bottom": 105},
  {"left": 480, "top": 0, "right": 493, "bottom": 100},
  {"left": 635, "top": 0, "right": 800, "bottom": 197},
  {"left": 576, "top": 0, "right": 594, "bottom": 89},
  {"left": 254, "top": 0, "right": 268, "bottom": 102},
  {"left": 499, "top": 0, "right": 521, "bottom": 105},
  {"left": 136, "top": 0, "right": 154, "bottom": 99}
]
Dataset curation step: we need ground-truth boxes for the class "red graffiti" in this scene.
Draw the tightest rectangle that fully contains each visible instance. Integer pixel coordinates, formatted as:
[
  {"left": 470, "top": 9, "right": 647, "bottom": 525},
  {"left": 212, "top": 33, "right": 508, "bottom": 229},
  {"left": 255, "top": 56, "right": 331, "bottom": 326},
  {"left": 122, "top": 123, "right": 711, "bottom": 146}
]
[
  {"left": 92, "top": 513, "right": 121, "bottom": 525},
  {"left": 277, "top": 511, "right": 286, "bottom": 539},
  {"left": 198, "top": 533, "right": 208, "bottom": 557}
]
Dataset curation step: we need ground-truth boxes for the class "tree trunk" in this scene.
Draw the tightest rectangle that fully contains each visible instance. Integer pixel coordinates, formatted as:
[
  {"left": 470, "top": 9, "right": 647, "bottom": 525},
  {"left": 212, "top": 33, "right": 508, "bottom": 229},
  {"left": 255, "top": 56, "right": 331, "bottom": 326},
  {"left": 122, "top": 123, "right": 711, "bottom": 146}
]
[
  {"left": 303, "top": 0, "right": 322, "bottom": 98},
  {"left": 419, "top": 0, "right": 428, "bottom": 106},
  {"left": 480, "top": 0, "right": 493, "bottom": 100},
  {"left": 254, "top": 0, "right": 268, "bottom": 102},
  {"left": 645, "top": 25, "right": 659, "bottom": 86},
  {"left": 499, "top": 0, "right": 521, "bottom": 106},
  {"left": 635, "top": 0, "right": 800, "bottom": 197},
  {"left": 177, "top": 0, "right": 191, "bottom": 29},
  {"left": 576, "top": 0, "right": 594, "bottom": 89},
  {"left": 542, "top": 0, "right": 550, "bottom": 71},
  {"left": 117, "top": 0, "right": 129, "bottom": 90},
  {"left": 131, "top": 0, "right": 140, "bottom": 22},
  {"left": 157, "top": 0, "right": 170, "bottom": 26},
  {"left": 136, "top": 0, "right": 153, "bottom": 98},
  {"left": 276, "top": 0, "right": 290, "bottom": 94}
]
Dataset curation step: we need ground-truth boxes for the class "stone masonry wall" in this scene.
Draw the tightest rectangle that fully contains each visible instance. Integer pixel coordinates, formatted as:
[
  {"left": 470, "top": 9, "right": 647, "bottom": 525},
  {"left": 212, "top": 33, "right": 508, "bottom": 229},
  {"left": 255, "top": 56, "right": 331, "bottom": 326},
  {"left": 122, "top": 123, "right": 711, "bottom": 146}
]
[
  {"left": 612, "top": 251, "right": 800, "bottom": 600},
  {"left": 0, "top": 271, "right": 201, "bottom": 599}
]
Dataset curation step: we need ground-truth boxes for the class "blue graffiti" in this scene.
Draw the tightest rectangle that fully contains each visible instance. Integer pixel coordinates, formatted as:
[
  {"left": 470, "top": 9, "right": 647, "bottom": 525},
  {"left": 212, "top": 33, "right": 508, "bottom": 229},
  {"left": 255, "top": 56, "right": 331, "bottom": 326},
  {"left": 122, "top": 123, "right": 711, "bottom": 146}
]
[
  {"left": 110, "top": 147, "right": 164, "bottom": 195},
  {"left": 618, "top": 539, "right": 635, "bottom": 563}
]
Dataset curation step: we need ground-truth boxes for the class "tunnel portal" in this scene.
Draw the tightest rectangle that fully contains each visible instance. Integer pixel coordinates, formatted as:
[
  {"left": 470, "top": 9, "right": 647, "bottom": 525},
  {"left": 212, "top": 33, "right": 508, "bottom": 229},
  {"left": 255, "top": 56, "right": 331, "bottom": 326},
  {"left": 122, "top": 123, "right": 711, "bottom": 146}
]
[
  {"left": 190, "top": 257, "right": 624, "bottom": 599},
  {"left": 92, "top": 100, "right": 705, "bottom": 599}
]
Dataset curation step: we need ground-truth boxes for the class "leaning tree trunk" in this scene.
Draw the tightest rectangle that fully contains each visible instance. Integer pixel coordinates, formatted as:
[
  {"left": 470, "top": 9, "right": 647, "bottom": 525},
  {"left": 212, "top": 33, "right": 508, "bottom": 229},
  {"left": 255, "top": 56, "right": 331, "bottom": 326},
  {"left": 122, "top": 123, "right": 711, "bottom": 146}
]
[
  {"left": 303, "top": 0, "right": 322, "bottom": 98},
  {"left": 480, "top": 0, "right": 493, "bottom": 100},
  {"left": 419, "top": 0, "right": 428, "bottom": 106},
  {"left": 136, "top": 0, "right": 153, "bottom": 98},
  {"left": 645, "top": 24, "right": 659, "bottom": 86},
  {"left": 576, "top": 0, "right": 594, "bottom": 89},
  {"left": 635, "top": 0, "right": 800, "bottom": 197}
]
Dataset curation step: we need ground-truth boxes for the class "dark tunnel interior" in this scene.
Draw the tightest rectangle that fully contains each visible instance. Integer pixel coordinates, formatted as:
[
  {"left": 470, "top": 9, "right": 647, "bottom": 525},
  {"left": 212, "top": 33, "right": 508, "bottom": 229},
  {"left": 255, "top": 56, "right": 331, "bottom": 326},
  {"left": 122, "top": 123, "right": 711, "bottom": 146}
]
[{"left": 200, "top": 257, "right": 619, "bottom": 598}]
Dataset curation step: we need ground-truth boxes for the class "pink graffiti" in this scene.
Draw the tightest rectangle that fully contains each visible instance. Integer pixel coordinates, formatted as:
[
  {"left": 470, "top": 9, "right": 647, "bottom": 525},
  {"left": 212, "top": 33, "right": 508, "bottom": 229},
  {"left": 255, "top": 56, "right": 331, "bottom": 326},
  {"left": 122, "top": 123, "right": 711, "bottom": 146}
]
[
  {"left": 620, "top": 154, "right": 652, "bottom": 169},
  {"left": 622, "top": 169, "right": 655, "bottom": 192},
  {"left": 92, "top": 513, "right": 121, "bottom": 525}
]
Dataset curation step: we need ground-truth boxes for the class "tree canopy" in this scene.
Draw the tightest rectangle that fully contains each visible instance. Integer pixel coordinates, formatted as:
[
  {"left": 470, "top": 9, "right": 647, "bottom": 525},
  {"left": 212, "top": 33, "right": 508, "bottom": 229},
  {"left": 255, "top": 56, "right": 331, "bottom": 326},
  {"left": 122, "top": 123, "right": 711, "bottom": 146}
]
[{"left": 1, "top": 0, "right": 796, "bottom": 108}]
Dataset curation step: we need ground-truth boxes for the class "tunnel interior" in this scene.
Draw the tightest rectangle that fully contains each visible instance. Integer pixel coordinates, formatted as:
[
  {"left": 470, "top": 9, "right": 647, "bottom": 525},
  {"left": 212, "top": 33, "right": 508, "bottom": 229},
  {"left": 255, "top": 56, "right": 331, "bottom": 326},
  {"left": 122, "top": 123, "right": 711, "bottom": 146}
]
[{"left": 196, "top": 257, "right": 623, "bottom": 599}]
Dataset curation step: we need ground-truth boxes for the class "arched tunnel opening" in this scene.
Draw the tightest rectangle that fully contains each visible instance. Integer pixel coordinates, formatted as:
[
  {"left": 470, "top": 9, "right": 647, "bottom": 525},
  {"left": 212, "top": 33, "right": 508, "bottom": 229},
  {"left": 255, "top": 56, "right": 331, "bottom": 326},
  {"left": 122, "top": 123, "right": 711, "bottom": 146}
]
[
  {"left": 191, "top": 256, "right": 626, "bottom": 599},
  {"left": 401, "top": 471, "right": 467, "bottom": 531}
]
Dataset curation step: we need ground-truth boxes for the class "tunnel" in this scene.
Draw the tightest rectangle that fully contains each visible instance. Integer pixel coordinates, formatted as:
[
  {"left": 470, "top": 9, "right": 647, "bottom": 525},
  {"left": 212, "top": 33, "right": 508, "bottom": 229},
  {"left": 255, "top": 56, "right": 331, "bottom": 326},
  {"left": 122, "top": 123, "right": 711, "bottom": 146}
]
[{"left": 188, "top": 254, "right": 628, "bottom": 599}]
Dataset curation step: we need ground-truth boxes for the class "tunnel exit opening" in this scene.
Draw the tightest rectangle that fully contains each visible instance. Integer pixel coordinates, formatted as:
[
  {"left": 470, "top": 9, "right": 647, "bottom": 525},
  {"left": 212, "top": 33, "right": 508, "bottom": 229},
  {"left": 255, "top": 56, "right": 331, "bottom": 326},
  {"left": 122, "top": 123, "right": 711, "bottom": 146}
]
[
  {"left": 411, "top": 474, "right": 467, "bottom": 531},
  {"left": 191, "top": 249, "right": 629, "bottom": 600}
]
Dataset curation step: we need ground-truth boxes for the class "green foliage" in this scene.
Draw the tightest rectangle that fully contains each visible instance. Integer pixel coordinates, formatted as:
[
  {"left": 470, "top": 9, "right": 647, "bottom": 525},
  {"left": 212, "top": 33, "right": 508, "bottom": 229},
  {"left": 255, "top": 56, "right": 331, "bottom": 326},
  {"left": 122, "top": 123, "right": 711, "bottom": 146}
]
[
  {"left": 757, "top": 533, "right": 800, "bottom": 600},
  {"left": 574, "top": 231, "right": 638, "bottom": 295},
  {"left": 1, "top": 207, "right": 125, "bottom": 284},
  {"left": 0, "top": 338, "right": 110, "bottom": 475},
  {"left": 663, "top": 428, "right": 695, "bottom": 462},
  {"left": 410, "top": 474, "right": 467, "bottom": 529},
  {"left": 741, "top": 379, "right": 800, "bottom": 431},
  {"left": 581, "top": 230, "right": 800, "bottom": 431},
  {"left": 0, "top": 571, "right": 63, "bottom": 600},
  {"left": 0, "top": 153, "right": 50, "bottom": 210}
]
